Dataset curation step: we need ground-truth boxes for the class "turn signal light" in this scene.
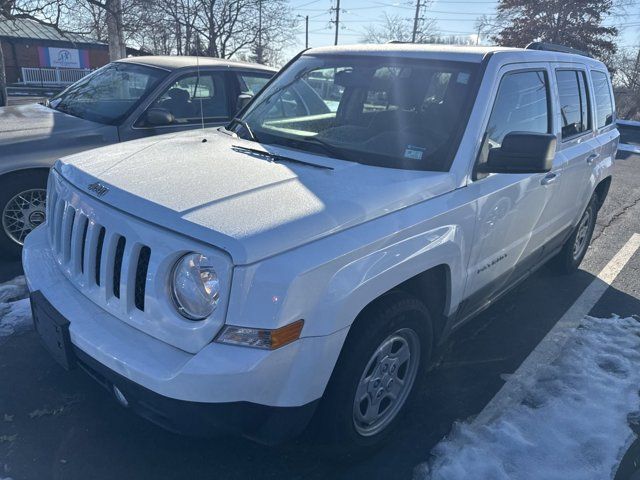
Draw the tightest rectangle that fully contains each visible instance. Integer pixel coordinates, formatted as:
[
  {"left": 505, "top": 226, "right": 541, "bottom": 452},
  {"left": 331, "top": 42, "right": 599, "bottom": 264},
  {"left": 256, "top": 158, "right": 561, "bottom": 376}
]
[{"left": 216, "top": 320, "right": 304, "bottom": 350}]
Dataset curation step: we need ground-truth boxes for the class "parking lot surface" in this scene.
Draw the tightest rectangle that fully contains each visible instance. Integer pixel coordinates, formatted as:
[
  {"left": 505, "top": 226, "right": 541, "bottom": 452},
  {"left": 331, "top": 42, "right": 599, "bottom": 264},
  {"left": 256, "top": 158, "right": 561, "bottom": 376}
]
[{"left": 1, "top": 152, "right": 640, "bottom": 480}]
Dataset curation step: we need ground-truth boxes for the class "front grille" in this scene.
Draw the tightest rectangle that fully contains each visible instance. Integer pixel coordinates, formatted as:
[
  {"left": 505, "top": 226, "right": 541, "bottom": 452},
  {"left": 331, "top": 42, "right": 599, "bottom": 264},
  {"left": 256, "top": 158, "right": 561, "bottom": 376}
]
[{"left": 48, "top": 196, "right": 151, "bottom": 312}]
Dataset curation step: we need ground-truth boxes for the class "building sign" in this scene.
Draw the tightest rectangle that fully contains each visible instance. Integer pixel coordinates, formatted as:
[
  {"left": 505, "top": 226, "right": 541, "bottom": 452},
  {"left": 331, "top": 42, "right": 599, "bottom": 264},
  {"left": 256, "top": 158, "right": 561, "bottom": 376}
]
[{"left": 38, "top": 47, "right": 90, "bottom": 69}]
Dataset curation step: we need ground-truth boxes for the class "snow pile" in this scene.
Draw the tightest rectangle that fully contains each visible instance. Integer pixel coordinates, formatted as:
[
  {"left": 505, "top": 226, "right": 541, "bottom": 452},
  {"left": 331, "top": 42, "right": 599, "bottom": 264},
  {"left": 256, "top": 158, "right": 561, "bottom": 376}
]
[
  {"left": 417, "top": 316, "right": 640, "bottom": 480},
  {"left": 0, "top": 276, "right": 33, "bottom": 337}
]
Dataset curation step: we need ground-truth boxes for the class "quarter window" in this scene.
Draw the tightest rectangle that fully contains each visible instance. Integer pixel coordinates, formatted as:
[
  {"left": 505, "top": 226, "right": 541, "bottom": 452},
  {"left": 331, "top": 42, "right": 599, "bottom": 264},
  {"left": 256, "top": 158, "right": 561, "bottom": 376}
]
[
  {"left": 556, "top": 70, "right": 591, "bottom": 139},
  {"left": 590, "top": 71, "right": 614, "bottom": 128},
  {"left": 239, "top": 72, "right": 272, "bottom": 95},
  {"left": 484, "top": 70, "right": 549, "bottom": 150}
]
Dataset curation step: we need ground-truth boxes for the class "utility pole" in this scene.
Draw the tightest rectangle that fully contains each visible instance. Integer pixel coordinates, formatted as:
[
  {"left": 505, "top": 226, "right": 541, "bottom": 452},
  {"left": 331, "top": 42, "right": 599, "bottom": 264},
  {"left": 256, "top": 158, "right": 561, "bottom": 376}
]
[
  {"left": 411, "top": 0, "right": 421, "bottom": 43},
  {"left": 305, "top": 15, "right": 309, "bottom": 49},
  {"left": 332, "top": 0, "right": 341, "bottom": 46}
]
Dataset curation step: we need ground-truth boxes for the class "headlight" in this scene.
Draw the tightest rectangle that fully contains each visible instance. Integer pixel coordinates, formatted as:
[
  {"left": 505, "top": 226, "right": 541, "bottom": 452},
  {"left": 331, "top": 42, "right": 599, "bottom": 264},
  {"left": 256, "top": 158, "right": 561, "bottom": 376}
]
[{"left": 171, "top": 253, "right": 220, "bottom": 320}]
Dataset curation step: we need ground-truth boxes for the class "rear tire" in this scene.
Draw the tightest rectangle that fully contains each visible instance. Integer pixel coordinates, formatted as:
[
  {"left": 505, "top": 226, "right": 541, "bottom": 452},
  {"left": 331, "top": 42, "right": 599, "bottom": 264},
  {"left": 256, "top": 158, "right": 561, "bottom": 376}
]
[
  {"left": 552, "top": 193, "right": 598, "bottom": 274},
  {"left": 0, "top": 170, "right": 49, "bottom": 259},
  {"left": 311, "top": 291, "right": 433, "bottom": 457}
]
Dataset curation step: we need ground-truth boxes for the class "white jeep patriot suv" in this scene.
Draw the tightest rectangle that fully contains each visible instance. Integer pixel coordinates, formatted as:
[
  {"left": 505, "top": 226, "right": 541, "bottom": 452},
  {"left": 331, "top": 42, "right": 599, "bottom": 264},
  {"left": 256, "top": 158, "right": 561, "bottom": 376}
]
[{"left": 23, "top": 43, "right": 618, "bottom": 451}]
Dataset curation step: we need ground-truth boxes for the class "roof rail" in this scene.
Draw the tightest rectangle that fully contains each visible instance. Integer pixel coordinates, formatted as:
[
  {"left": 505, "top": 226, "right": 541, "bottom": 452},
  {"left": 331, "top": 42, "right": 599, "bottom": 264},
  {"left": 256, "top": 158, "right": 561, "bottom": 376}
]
[{"left": 525, "top": 42, "right": 591, "bottom": 58}]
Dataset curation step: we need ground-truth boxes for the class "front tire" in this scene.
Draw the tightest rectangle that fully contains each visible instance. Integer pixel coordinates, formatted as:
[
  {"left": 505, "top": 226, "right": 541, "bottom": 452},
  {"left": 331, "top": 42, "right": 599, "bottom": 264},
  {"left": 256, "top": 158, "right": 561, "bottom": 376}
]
[
  {"left": 312, "top": 291, "right": 433, "bottom": 456},
  {"left": 0, "top": 170, "right": 49, "bottom": 258},
  {"left": 552, "top": 193, "right": 598, "bottom": 274}
]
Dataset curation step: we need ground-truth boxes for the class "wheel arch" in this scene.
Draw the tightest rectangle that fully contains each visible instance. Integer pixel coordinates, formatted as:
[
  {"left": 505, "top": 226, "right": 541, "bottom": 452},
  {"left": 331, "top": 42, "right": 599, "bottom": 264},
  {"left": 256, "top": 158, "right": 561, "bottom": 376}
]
[
  {"left": 594, "top": 175, "right": 611, "bottom": 210},
  {"left": 0, "top": 166, "right": 52, "bottom": 183},
  {"left": 347, "top": 264, "right": 451, "bottom": 347}
]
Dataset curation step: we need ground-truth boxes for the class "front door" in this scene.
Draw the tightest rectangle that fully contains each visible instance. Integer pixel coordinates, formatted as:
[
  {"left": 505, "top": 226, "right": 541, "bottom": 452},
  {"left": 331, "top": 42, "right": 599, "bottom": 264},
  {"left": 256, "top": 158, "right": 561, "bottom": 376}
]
[
  {"left": 460, "top": 65, "right": 559, "bottom": 318},
  {"left": 119, "top": 70, "right": 234, "bottom": 142}
]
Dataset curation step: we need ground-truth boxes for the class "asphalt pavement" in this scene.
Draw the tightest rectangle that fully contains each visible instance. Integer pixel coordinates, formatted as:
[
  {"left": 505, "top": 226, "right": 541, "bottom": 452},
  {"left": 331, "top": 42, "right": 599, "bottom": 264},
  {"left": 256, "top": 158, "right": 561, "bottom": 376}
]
[{"left": 1, "top": 153, "right": 640, "bottom": 480}]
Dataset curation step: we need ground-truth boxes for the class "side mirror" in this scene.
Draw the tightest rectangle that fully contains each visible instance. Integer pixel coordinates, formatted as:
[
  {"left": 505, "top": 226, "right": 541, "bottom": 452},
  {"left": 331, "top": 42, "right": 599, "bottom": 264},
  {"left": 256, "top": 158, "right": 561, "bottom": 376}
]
[
  {"left": 145, "top": 108, "right": 175, "bottom": 126},
  {"left": 477, "top": 132, "right": 557, "bottom": 175},
  {"left": 236, "top": 93, "right": 253, "bottom": 113}
]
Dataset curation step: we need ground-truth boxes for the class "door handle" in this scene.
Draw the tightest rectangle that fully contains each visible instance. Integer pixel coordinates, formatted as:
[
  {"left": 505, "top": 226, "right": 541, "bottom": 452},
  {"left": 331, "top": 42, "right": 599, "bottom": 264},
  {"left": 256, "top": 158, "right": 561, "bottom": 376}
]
[
  {"left": 541, "top": 172, "right": 558, "bottom": 185},
  {"left": 586, "top": 153, "right": 599, "bottom": 164}
]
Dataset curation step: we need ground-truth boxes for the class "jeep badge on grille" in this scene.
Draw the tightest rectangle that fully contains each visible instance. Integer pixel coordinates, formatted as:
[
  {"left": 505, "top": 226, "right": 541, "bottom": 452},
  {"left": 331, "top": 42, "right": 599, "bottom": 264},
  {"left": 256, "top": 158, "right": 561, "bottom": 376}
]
[{"left": 88, "top": 182, "right": 109, "bottom": 197}]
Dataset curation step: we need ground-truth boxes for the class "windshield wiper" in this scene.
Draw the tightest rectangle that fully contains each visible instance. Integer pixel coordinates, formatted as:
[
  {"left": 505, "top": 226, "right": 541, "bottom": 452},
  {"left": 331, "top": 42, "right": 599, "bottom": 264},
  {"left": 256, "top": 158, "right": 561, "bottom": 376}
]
[
  {"left": 227, "top": 117, "right": 259, "bottom": 142},
  {"left": 232, "top": 145, "right": 334, "bottom": 170},
  {"left": 293, "top": 136, "right": 352, "bottom": 162}
]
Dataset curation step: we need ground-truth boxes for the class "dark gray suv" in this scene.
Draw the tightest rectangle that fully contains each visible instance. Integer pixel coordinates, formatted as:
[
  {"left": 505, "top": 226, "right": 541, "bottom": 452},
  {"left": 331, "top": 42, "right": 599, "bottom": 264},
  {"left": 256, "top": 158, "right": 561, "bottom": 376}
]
[{"left": 0, "top": 56, "right": 275, "bottom": 256}]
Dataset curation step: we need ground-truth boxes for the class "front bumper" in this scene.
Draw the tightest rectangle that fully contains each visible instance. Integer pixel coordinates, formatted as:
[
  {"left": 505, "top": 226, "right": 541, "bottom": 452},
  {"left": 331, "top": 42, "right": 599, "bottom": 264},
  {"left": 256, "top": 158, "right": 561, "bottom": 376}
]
[
  {"left": 23, "top": 225, "right": 349, "bottom": 441},
  {"left": 72, "top": 333, "right": 319, "bottom": 445}
]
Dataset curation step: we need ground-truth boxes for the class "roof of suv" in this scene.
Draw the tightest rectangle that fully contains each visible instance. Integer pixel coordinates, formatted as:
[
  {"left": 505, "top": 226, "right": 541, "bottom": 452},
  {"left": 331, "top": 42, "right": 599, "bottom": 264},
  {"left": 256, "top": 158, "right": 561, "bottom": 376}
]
[
  {"left": 116, "top": 55, "right": 277, "bottom": 72},
  {"left": 304, "top": 44, "right": 606, "bottom": 68}
]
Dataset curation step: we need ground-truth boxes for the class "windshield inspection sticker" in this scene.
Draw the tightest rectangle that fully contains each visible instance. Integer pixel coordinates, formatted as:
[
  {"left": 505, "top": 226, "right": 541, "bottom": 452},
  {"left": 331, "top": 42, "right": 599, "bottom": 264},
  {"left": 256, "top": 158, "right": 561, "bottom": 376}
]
[
  {"left": 457, "top": 72, "right": 470, "bottom": 84},
  {"left": 404, "top": 145, "right": 426, "bottom": 160}
]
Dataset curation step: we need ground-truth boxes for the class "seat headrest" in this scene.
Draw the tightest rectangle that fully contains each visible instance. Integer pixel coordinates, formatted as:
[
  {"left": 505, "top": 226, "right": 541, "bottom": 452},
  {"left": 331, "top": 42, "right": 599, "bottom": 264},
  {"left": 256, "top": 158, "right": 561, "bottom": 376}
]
[{"left": 167, "top": 88, "right": 190, "bottom": 102}]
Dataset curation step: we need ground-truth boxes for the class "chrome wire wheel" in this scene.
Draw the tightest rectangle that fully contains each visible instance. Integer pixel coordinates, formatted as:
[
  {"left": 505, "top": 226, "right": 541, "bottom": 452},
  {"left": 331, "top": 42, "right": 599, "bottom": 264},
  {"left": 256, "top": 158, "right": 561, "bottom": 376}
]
[
  {"left": 2, "top": 189, "right": 47, "bottom": 246},
  {"left": 352, "top": 328, "right": 421, "bottom": 437},
  {"left": 572, "top": 208, "right": 592, "bottom": 261}
]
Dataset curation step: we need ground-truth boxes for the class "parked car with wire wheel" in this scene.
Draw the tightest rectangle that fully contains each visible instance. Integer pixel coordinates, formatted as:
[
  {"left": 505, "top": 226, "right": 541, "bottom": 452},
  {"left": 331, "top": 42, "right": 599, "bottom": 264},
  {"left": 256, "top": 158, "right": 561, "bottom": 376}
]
[
  {"left": 23, "top": 43, "right": 617, "bottom": 453},
  {"left": 0, "top": 56, "right": 275, "bottom": 257}
]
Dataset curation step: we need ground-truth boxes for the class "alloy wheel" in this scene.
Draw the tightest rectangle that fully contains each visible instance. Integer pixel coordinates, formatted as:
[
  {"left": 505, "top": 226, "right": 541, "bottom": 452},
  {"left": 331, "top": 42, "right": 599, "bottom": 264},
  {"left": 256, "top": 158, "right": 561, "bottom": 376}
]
[{"left": 2, "top": 189, "right": 47, "bottom": 246}]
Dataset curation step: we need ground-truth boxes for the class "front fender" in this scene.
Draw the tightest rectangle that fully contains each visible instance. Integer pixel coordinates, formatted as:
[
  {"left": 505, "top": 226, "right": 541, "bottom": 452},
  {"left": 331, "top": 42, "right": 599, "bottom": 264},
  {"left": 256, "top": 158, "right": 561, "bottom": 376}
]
[{"left": 226, "top": 188, "right": 477, "bottom": 338}]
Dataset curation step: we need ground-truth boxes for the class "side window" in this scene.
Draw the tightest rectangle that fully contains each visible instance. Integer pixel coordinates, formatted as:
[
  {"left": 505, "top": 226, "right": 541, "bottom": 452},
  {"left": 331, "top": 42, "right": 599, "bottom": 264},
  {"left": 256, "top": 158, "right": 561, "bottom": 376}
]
[
  {"left": 239, "top": 72, "right": 271, "bottom": 95},
  {"left": 146, "top": 72, "right": 229, "bottom": 125},
  {"left": 556, "top": 70, "right": 591, "bottom": 139},
  {"left": 590, "top": 71, "right": 614, "bottom": 129},
  {"left": 484, "top": 70, "right": 549, "bottom": 151}
]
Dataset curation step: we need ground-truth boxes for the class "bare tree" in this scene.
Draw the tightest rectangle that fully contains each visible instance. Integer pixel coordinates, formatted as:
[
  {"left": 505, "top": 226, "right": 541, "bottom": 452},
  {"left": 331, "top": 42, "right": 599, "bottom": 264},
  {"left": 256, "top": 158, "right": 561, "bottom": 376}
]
[
  {"left": 612, "top": 45, "right": 640, "bottom": 120},
  {"left": 85, "top": 0, "right": 125, "bottom": 59},
  {"left": 361, "top": 12, "right": 437, "bottom": 44}
]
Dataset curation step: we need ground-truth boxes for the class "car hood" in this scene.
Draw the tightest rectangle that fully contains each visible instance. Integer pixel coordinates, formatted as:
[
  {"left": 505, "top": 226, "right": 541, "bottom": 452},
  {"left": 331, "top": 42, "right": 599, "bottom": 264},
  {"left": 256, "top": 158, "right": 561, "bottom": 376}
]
[
  {"left": 0, "top": 103, "right": 118, "bottom": 165},
  {"left": 56, "top": 128, "right": 455, "bottom": 265}
]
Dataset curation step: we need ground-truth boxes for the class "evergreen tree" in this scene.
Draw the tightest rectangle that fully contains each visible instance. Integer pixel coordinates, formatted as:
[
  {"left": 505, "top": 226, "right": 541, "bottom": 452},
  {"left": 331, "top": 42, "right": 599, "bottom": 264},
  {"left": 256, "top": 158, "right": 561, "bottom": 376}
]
[{"left": 494, "top": 0, "right": 618, "bottom": 60}]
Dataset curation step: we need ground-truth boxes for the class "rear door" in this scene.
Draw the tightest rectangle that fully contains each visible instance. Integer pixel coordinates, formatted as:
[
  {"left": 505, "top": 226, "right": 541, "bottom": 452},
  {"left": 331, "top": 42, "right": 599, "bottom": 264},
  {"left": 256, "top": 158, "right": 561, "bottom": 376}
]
[{"left": 549, "top": 66, "right": 599, "bottom": 230}]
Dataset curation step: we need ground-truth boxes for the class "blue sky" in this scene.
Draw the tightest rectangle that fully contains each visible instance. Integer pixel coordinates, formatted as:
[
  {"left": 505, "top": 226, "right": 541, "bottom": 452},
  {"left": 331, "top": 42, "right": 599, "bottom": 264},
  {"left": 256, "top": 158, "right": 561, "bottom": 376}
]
[{"left": 285, "top": 0, "right": 640, "bottom": 58}]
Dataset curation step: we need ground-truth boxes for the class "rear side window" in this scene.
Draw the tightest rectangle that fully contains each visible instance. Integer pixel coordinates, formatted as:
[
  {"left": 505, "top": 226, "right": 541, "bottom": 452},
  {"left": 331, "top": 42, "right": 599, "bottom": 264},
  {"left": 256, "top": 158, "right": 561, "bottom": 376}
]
[
  {"left": 590, "top": 71, "right": 614, "bottom": 128},
  {"left": 556, "top": 70, "right": 591, "bottom": 139},
  {"left": 485, "top": 70, "right": 549, "bottom": 149}
]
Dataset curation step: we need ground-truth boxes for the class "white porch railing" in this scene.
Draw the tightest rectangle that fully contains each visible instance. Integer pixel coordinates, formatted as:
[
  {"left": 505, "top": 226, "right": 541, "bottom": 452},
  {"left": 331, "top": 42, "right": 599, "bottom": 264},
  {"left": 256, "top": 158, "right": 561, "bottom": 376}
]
[{"left": 21, "top": 67, "right": 92, "bottom": 86}]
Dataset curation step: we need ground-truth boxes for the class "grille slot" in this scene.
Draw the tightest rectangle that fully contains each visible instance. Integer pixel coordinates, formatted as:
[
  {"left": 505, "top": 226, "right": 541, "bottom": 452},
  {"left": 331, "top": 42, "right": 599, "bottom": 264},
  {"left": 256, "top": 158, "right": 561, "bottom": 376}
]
[
  {"left": 62, "top": 207, "right": 76, "bottom": 264},
  {"left": 112, "top": 236, "right": 126, "bottom": 299},
  {"left": 134, "top": 246, "right": 151, "bottom": 311},
  {"left": 95, "top": 227, "right": 106, "bottom": 286},
  {"left": 79, "top": 219, "right": 89, "bottom": 274}
]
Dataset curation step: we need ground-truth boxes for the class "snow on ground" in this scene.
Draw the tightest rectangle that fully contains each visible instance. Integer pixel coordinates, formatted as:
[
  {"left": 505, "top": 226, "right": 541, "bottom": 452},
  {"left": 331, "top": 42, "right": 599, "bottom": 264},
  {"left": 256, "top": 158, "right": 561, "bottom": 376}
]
[
  {"left": 0, "top": 276, "right": 33, "bottom": 337},
  {"left": 417, "top": 315, "right": 640, "bottom": 480}
]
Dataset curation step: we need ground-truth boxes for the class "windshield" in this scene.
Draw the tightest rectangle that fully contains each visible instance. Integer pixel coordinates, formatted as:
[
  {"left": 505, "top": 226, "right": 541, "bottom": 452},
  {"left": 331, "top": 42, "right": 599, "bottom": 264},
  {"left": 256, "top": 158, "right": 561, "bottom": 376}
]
[
  {"left": 233, "top": 55, "right": 479, "bottom": 171},
  {"left": 48, "top": 62, "right": 168, "bottom": 125}
]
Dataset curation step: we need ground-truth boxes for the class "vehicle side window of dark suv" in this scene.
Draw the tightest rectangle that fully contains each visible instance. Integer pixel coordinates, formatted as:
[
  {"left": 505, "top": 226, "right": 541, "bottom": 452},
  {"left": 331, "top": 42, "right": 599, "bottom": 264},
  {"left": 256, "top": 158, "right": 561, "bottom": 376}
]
[
  {"left": 144, "top": 72, "right": 229, "bottom": 126},
  {"left": 556, "top": 70, "right": 591, "bottom": 140},
  {"left": 590, "top": 70, "right": 614, "bottom": 129},
  {"left": 479, "top": 70, "right": 550, "bottom": 165}
]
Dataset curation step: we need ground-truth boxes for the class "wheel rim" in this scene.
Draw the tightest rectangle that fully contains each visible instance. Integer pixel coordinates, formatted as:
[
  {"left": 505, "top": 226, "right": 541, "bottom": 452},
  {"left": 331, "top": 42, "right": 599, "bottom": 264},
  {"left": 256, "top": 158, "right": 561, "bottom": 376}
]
[
  {"left": 352, "top": 328, "right": 421, "bottom": 437},
  {"left": 572, "top": 208, "right": 592, "bottom": 261},
  {"left": 2, "top": 189, "right": 47, "bottom": 246}
]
